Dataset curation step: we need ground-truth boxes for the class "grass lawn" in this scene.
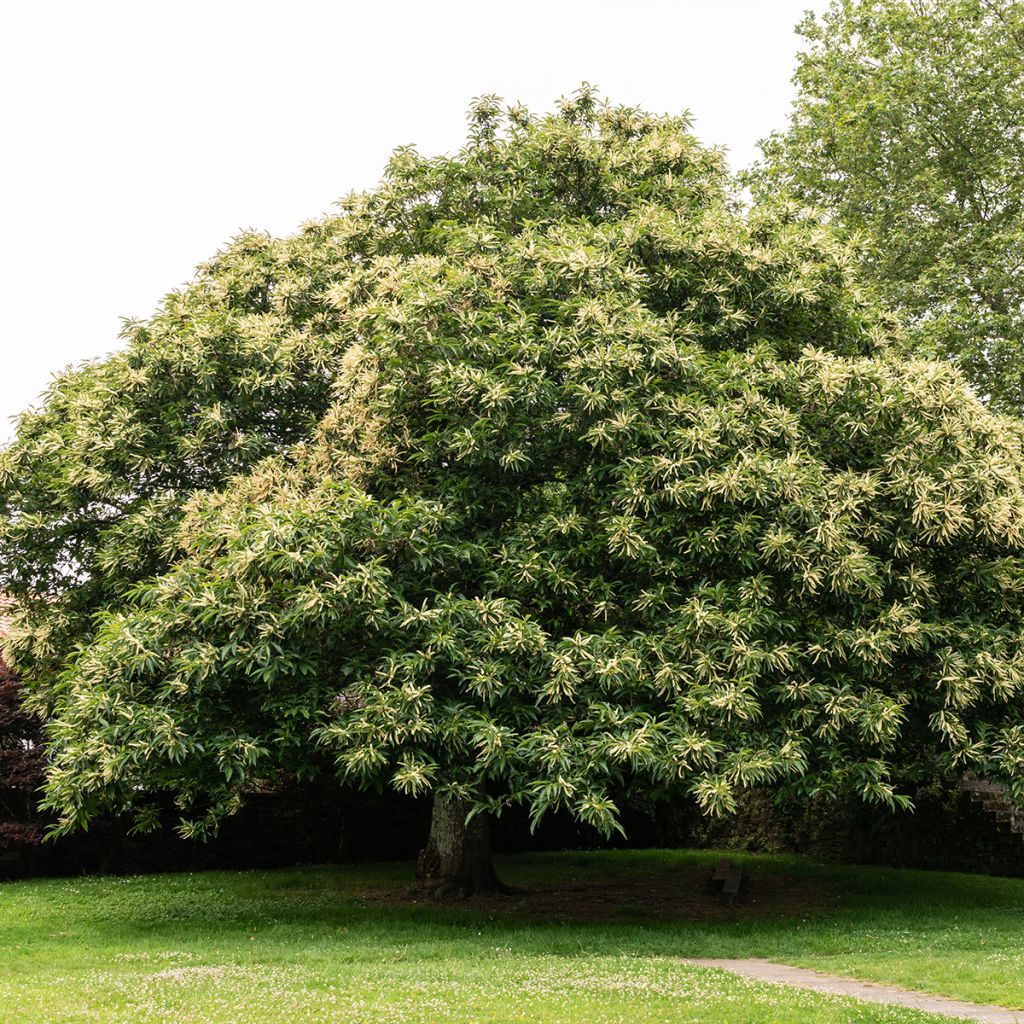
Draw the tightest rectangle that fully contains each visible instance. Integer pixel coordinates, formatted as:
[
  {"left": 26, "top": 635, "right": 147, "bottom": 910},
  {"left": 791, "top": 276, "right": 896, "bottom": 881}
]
[{"left": 2, "top": 848, "right": 1022, "bottom": 1023}]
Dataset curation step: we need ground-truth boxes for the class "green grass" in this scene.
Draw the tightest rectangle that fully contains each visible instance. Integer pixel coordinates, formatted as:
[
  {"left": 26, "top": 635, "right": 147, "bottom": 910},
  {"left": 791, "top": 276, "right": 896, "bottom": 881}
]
[{"left": 2, "top": 849, "right": 1022, "bottom": 1023}]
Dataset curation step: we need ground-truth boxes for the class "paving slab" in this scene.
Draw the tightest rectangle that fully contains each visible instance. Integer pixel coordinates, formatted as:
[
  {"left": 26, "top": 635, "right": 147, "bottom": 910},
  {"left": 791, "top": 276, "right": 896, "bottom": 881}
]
[{"left": 682, "top": 958, "right": 1024, "bottom": 1023}]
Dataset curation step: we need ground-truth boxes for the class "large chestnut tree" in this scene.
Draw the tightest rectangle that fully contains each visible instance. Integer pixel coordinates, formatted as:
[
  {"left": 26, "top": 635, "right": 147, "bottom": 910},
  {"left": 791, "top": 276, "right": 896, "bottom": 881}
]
[{"left": 4, "top": 90, "right": 1024, "bottom": 895}]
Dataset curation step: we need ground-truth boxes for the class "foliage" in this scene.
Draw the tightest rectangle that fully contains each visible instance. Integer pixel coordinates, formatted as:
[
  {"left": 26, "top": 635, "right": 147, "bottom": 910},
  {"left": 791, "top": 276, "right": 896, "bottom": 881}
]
[
  {"left": 3, "top": 852, "right": 1024, "bottom": 1020},
  {"left": 688, "top": 778, "right": 1024, "bottom": 878},
  {"left": 3, "top": 89, "right": 1024, "bottom": 842},
  {"left": 0, "top": 651, "right": 44, "bottom": 851},
  {"left": 749, "top": 0, "right": 1024, "bottom": 413},
  {"left": 0, "top": 233, "right": 342, "bottom": 687}
]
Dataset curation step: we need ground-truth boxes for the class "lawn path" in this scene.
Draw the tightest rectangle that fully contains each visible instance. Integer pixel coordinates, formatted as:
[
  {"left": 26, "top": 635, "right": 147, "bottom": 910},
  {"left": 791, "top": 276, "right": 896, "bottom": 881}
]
[{"left": 684, "top": 959, "right": 1024, "bottom": 1023}]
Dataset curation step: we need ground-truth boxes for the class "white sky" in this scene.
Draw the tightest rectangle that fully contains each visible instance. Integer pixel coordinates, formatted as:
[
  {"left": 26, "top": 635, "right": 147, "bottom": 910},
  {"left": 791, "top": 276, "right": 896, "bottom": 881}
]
[{"left": 0, "top": 0, "right": 828, "bottom": 444}]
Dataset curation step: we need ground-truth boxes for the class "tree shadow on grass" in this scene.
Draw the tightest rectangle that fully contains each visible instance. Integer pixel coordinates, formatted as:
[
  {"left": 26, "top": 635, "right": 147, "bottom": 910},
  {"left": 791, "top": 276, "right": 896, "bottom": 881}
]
[{"left": 7, "top": 848, "right": 1023, "bottom": 963}]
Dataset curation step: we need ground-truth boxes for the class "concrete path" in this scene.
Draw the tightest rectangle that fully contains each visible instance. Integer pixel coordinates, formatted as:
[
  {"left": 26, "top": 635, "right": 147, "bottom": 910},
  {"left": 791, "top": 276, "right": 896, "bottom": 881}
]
[{"left": 683, "top": 958, "right": 1024, "bottom": 1023}]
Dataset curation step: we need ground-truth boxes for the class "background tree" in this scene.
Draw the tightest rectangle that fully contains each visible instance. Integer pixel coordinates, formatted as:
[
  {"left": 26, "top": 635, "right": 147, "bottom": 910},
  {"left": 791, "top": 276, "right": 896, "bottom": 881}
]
[
  {"left": 5, "top": 90, "right": 1024, "bottom": 896},
  {"left": 749, "top": 0, "right": 1024, "bottom": 413},
  {"left": 0, "top": 602, "right": 45, "bottom": 859}
]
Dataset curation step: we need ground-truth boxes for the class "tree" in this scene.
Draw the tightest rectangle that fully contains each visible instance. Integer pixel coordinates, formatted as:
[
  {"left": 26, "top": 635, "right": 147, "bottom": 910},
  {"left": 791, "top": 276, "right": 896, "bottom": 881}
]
[
  {"left": 5, "top": 89, "right": 1024, "bottom": 896},
  {"left": 0, "top": 604, "right": 45, "bottom": 860},
  {"left": 749, "top": 0, "right": 1024, "bottom": 413}
]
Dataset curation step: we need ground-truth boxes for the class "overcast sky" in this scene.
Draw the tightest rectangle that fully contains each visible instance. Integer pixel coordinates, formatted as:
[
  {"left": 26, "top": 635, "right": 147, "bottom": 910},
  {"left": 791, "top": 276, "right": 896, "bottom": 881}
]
[{"left": 1, "top": 0, "right": 828, "bottom": 443}]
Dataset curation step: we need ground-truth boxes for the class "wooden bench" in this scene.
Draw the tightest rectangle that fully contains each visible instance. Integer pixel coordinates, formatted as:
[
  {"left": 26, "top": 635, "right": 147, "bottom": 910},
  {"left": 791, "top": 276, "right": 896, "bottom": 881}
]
[{"left": 708, "top": 857, "right": 747, "bottom": 902}]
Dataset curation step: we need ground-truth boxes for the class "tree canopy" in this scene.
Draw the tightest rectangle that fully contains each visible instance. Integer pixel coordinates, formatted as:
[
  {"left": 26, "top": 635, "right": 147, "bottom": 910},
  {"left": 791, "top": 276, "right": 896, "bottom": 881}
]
[
  {"left": 0, "top": 606, "right": 44, "bottom": 854},
  {"left": 3, "top": 90, "right": 1024, "bottom": 865},
  {"left": 749, "top": 0, "right": 1024, "bottom": 413}
]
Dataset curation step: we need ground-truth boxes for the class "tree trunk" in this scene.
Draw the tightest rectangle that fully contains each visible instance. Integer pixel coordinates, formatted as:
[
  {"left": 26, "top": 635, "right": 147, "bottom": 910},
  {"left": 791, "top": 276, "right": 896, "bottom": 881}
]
[{"left": 412, "top": 792, "right": 509, "bottom": 898}]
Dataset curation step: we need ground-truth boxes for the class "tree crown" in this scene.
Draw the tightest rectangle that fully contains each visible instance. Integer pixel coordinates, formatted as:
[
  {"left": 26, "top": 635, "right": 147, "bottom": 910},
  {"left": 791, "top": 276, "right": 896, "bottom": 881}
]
[{"left": 4, "top": 89, "right": 1024, "bottom": 839}]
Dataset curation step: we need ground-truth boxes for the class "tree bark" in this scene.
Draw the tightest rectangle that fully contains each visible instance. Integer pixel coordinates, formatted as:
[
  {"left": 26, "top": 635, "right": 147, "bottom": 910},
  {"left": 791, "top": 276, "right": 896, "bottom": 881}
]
[{"left": 412, "top": 792, "right": 510, "bottom": 898}]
